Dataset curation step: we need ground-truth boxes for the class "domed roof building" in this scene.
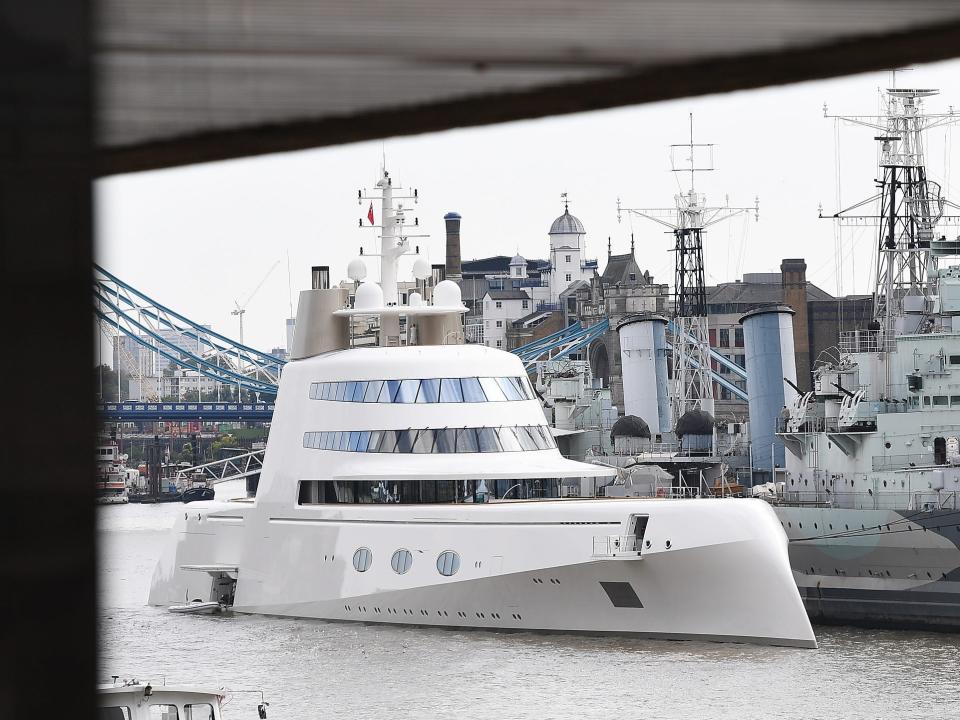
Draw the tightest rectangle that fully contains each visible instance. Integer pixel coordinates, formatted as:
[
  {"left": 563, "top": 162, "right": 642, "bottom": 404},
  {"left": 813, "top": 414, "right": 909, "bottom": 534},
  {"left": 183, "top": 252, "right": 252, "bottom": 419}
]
[{"left": 549, "top": 209, "right": 586, "bottom": 236}]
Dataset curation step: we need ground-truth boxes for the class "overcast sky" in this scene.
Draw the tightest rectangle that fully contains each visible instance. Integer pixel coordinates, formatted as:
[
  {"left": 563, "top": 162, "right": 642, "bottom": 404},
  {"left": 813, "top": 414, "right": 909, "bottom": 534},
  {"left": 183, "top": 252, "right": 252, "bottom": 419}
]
[{"left": 95, "top": 59, "right": 960, "bottom": 357}]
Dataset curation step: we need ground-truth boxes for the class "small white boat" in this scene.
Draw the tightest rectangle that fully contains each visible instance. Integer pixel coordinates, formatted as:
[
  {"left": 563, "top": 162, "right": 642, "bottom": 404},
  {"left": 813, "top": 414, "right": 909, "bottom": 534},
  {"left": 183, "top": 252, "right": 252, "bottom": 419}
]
[
  {"left": 99, "top": 678, "right": 268, "bottom": 718},
  {"left": 167, "top": 599, "right": 225, "bottom": 615}
]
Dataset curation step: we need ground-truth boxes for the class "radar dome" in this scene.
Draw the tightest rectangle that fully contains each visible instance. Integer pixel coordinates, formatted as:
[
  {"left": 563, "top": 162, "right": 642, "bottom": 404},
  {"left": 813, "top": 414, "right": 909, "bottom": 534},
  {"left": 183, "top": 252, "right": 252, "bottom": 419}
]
[
  {"left": 610, "top": 415, "right": 651, "bottom": 443},
  {"left": 433, "top": 279, "right": 462, "bottom": 308},
  {"left": 675, "top": 409, "right": 714, "bottom": 438},
  {"left": 412, "top": 256, "right": 431, "bottom": 281},
  {"left": 354, "top": 281, "right": 383, "bottom": 310},
  {"left": 347, "top": 257, "right": 368, "bottom": 281},
  {"left": 408, "top": 291, "right": 423, "bottom": 307}
]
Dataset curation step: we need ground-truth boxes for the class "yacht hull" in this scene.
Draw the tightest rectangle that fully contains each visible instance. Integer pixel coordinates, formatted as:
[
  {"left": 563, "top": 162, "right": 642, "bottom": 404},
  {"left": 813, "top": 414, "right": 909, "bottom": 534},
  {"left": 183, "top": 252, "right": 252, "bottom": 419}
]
[
  {"left": 775, "top": 506, "right": 960, "bottom": 631},
  {"left": 150, "top": 497, "right": 816, "bottom": 648}
]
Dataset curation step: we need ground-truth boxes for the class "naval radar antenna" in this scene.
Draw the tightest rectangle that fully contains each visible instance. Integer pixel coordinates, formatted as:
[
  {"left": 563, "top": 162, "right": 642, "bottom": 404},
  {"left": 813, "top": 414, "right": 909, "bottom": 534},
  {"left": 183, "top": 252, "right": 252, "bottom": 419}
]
[
  {"left": 822, "top": 80, "right": 960, "bottom": 344},
  {"left": 617, "top": 114, "right": 758, "bottom": 433}
]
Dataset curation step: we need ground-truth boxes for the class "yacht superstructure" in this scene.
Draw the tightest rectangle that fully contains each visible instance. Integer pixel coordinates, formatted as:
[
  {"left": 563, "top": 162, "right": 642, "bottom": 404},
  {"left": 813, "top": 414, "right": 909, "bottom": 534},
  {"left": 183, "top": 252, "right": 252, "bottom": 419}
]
[
  {"left": 149, "top": 168, "right": 815, "bottom": 647},
  {"left": 776, "top": 87, "right": 960, "bottom": 629}
]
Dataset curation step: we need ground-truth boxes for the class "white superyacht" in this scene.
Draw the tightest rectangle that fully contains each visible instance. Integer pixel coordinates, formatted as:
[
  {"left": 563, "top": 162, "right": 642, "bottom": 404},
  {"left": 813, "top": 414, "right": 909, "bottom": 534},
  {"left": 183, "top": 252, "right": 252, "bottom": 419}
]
[{"left": 149, "top": 169, "right": 815, "bottom": 647}]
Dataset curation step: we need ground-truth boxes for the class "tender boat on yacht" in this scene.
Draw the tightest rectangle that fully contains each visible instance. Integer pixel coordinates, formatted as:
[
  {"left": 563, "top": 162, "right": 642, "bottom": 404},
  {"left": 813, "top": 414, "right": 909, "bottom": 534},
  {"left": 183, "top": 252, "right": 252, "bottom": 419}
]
[{"left": 149, "top": 168, "right": 815, "bottom": 648}]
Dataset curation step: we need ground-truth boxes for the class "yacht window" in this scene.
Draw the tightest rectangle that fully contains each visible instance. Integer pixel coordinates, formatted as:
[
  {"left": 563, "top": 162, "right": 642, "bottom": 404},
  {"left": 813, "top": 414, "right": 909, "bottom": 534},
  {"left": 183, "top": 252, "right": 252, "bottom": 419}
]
[
  {"left": 520, "top": 375, "right": 535, "bottom": 399},
  {"left": 436, "top": 550, "right": 460, "bottom": 576},
  {"left": 395, "top": 379, "right": 420, "bottom": 403},
  {"left": 479, "top": 376, "right": 507, "bottom": 401},
  {"left": 439, "top": 378, "right": 464, "bottom": 403},
  {"left": 934, "top": 395, "right": 949, "bottom": 406},
  {"left": 357, "top": 431, "right": 372, "bottom": 452},
  {"left": 434, "top": 428, "right": 457, "bottom": 453},
  {"left": 515, "top": 425, "right": 540, "bottom": 451},
  {"left": 353, "top": 547, "right": 372, "bottom": 572},
  {"left": 309, "top": 383, "right": 318, "bottom": 399},
  {"left": 497, "top": 427, "right": 523, "bottom": 452},
  {"left": 348, "top": 431, "right": 363, "bottom": 452},
  {"left": 396, "top": 429, "right": 418, "bottom": 453},
  {"left": 391, "top": 549, "right": 413, "bottom": 574},
  {"left": 951, "top": 355, "right": 960, "bottom": 365},
  {"left": 334, "top": 382, "right": 347, "bottom": 401},
  {"left": 148, "top": 706, "right": 179, "bottom": 720},
  {"left": 183, "top": 704, "right": 215, "bottom": 720},
  {"left": 952, "top": 396, "right": 960, "bottom": 406},
  {"left": 351, "top": 381, "right": 367, "bottom": 401},
  {"left": 310, "top": 426, "right": 554, "bottom": 453},
  {"left": 460, "top": 377, "right": 486, "bottom": 402},
  {"left": 417, "top": 378, "right": 441, "bottom": 403},
  {"left": 412, "top": 429, "right": 436, "bottom": 453},
  {"left": 456, "top": 428, "right": 480, "bottom": 453},
  {"left": 496, "top": 376, "right": 524, "bottom": 401},
  {"left": 363, "top": 380, "right": 384, "bottom": 402},
  {"left": 381, "top": 380, "right": 402, "bottom": 403},
  {"left": 345, "top": 381, "right": 358, "bottom": 401},
  {"left": 376, "top": 430, "right": 399, "bottom": 453},
  {"left": 98, "top": 708, "right": 132, "bottom": 720},
  {"left": 535, "top": 426, "right": 555, "bottom": 449},
  {"left": 477, "top": 427, "right": 502, "bottom": 452}
]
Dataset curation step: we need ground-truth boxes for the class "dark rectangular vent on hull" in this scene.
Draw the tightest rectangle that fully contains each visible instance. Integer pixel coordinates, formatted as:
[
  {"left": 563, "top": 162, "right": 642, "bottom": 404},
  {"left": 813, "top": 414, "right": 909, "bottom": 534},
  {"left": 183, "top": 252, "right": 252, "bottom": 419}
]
[{"left": 599, "top": 581, "right": 644, "bottom": 608}]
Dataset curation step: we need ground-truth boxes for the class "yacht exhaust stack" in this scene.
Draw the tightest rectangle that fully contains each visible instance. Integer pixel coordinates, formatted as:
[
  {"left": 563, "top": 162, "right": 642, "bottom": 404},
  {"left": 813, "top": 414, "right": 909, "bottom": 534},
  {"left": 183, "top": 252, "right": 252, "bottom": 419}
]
[
  {"left": 290, "top": 265, "right": 349, "bottom": 359},
  {"left": 741, "top": 305, "right": 799, "bottom": 479}
]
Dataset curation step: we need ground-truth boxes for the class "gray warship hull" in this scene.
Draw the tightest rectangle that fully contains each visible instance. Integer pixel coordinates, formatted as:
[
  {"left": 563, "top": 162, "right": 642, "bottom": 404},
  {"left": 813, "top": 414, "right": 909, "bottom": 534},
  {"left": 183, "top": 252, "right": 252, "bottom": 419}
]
[{"left": 775, "top": 506, "right": 960, "bottom": 630}]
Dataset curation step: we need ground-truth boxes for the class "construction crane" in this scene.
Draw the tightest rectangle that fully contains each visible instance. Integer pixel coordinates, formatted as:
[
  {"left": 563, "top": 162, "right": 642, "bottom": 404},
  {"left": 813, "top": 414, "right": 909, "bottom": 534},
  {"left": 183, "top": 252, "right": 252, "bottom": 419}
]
[{"left": 232, "top": 260, "right": 281, "bottom": 345}]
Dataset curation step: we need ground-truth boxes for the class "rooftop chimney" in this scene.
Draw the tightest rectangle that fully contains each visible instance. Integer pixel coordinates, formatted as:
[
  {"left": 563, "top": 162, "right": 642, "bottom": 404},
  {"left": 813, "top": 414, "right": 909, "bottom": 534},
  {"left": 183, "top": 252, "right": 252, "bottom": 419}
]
[
  {"left": 444, "top": 212, "right": 462, "bottom": 280},
  {"left": 780, "top": 258, "right": 810, "bottom": 390}
]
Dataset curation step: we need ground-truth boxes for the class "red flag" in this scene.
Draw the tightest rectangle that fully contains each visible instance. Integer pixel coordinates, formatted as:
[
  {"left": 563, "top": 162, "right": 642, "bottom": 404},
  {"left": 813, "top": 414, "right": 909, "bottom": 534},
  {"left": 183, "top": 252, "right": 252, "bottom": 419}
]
[{"left": 367, "top": 202, "right": 375, "bottom": 225}]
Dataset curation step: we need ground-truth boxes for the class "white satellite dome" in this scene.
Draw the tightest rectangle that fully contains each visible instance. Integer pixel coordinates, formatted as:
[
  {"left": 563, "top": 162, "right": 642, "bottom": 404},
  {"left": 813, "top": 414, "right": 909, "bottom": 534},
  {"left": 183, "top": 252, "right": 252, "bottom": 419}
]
[
  {"left": 347, "top": 256, "right": 368, "bottom": 281},
  {"left": 408, "top": 291, "right": 423, "bottom": 307},
  {"left": 354, "top": 281, "right": 383, "bottom": 310},
  {"left": 412, "top": 256, "right": 432, "bottom": 281},
  {"left": 432, "top": 279, "right": 462, "bottom": 308}
]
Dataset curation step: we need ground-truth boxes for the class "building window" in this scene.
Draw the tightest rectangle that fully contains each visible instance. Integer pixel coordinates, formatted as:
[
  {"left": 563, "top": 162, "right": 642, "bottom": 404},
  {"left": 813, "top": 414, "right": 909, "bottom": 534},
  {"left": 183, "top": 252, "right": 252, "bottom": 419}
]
[
  {"left": 495, "top": 301, "right": 502, "bottom": 309},
  {"left": 734, "top": 354, "right": 745, "bottom": 368},
  {"left": 496, "top": 340, "right": 502, "bottom": 348},
  {"left": 496, "top": 320, "right": 503, "bottom": 328},
  {"left": 734, "top": 328, "right": 744, "bottom": 347},
  {"left": 515, "top": 267, "right": 522, "bottom": 276},
  {"left": 353, "top": 547, "right": 373, "bottom": 572},
  {"left": 391, "top": 549, "right": 413, "bottom": 574},
  {"left": 565, "top": 254, "right": 571, "bottom": 263},
  {"left": 718, "top": 328, "right": 730, "bottom": 348},
  {"left": 437, "top": 551, "right": 460, "bottom": 576},
  {"left": 522, "top": 300, "right": 528, "bottom": 309},
  {"left": 565, "top": 273, "right": 572, "bottom": 282},
  {"left": 629, "top": 273, "right": 636, "bottom": 281}
]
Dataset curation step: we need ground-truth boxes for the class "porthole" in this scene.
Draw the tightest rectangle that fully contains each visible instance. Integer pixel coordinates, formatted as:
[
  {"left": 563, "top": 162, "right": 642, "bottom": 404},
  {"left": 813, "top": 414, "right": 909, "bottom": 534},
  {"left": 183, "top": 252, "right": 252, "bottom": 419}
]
[
  {"left": 391, "top": 549, "right": 413, "bottom": 574},
  {"left": 437, "top": 550, "right": 461, "bottom": 576},
  {"left": 884, "top": 442, "right": 891, "bottom": 449},
  {"left": 352, "top": 547, "right": 372, "bottom": 572}
]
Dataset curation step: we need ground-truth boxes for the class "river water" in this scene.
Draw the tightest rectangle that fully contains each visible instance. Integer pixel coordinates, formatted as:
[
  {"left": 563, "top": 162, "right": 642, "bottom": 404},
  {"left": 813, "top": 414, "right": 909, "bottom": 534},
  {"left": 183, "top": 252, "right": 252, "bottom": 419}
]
[{"left": 99, "top": 484, "right": 960, "bottom": 719}]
